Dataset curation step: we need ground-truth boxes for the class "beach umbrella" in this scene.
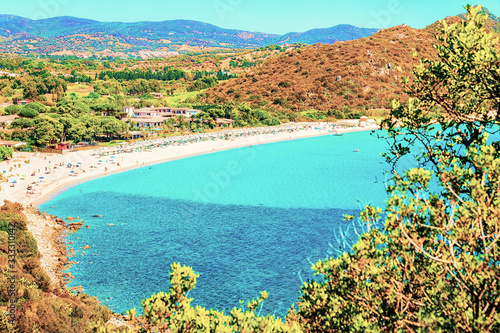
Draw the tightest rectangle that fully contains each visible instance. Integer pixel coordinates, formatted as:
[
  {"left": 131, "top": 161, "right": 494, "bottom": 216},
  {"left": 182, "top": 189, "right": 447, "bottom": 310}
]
[
  {"left": 21, "top": 175, "right": 26, "bottom": 178},
  {"left": 111, "top": 156, "right": 115, "bottom": 158},
  {"left": 98, "top": 160, "right": 103, "bottom": 163},
  {"left": 77, "top": 162, "right": 82, "bottom": 165},
  {"left": 68, "top": 163, "right": 73, "bottom": 167},
  {"left": 39, "top": 177, "right": 44, "bottom": 179},
  {"left": 70, "top": 171, "right": 74, "bottom": 173},
  {"left": 12, "top": 180, "right": 17, "bottom": 183}
]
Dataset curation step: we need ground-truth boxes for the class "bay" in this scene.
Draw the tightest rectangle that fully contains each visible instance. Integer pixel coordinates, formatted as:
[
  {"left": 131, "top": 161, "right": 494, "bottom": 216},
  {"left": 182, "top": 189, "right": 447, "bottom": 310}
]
[{"left": 40, "top": 130, "right": 390, "bottom": 317}]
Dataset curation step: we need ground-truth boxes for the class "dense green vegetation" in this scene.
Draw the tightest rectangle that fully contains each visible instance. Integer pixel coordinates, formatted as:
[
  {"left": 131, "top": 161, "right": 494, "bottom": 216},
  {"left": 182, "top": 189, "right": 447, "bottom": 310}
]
[
  {"left": 98, "top": 68, "right": 235, "bottom": 82},
  {"left": 0, "top": 146, "right": 13, "bottom": 160},
  {"left": 0, "top": 96, "right": 303, "bottom": 147}
]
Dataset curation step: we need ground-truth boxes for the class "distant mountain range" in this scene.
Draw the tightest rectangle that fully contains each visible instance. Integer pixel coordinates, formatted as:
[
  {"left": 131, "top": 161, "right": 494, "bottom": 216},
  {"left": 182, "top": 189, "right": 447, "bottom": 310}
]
[{"left": 0, "top": 15, "right": 378, "bottom": 57}]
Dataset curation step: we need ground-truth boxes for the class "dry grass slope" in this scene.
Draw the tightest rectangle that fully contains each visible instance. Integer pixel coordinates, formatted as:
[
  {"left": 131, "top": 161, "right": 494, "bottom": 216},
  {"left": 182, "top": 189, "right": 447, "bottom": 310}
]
[{"left": 202, "top": 13, "right": 499, "bottom": 113}]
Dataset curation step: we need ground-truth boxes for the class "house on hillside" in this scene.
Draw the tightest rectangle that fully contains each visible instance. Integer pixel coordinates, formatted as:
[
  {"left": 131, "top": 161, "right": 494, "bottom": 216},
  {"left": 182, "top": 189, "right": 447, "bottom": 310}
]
[
  {"left": 0, "top": 140, "right": 27, "bottom": 148},
  {"left": 150, "top": 92, "right": 164, "bottom": 99},
  {"left": 124, "top": 106, "right": 135, "bottom": 118},
  {"left": 172, "top": 108, "right": 200, "bottom": 118},
  {"left": 124, "top": 106, "right": 201, "bottom": 119},
  {"left": 16, "top": 99, "right": 33, "bottom": 106},
  {"left": 215, "top": 118, "right": 236, "bottom": 127},
  {"left": 134, "top": 108, "right": 160, "bottom": 118},
  {"left": 125, "top": 117, "right": 165, "bottom": 129}
]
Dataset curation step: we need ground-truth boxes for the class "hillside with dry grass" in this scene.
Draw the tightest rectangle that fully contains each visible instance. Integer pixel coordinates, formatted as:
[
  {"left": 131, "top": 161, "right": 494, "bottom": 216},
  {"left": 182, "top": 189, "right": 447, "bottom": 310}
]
[
  {"left": 201, "top": 10, "right": 500, "bottom": 114},
  {"left": 200, "top": 25, "right": 437, "bottom": 112}
]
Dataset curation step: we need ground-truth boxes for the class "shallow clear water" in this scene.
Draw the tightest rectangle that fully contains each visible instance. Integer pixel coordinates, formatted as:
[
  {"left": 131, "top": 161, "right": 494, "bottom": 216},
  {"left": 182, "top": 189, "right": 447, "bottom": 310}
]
[{"left": 40, "top": 131, "right": 390, "bottom": 317}]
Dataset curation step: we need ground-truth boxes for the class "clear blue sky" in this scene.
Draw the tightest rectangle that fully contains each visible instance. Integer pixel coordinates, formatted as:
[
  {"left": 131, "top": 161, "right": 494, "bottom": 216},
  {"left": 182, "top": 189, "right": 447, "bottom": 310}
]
[{"left": 2, "top": 0, "right": 499, "bottom": 34}]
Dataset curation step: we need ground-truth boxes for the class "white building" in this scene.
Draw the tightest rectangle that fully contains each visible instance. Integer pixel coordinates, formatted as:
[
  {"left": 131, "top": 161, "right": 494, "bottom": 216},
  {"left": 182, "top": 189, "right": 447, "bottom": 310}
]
[
  {"left": 124, "top": 106, "right": 201, "bottom": 119},
  {"left": 126, "top": 117, "right": 166, "bottom": 129}
]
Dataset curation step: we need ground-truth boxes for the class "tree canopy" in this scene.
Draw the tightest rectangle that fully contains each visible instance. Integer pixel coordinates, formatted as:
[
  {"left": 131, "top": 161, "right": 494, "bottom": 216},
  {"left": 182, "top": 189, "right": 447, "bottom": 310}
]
[
  {"left": 0, "top": 146, "right": 13, "bottom": 161},
  {"left": 53, "top": 100, "right": 90, "bottom": 118},
  {"left": 3, "top": 105, "right": 21, "bottom": 115},
  {"left": 32, "top": 116, "right": 63, "bottom": 146},
  {"left": 17, "top": 108, "right": 39, "bottom": 118},
  {"left": 10, "top": 118, "right": 35, "bottom": 129}
]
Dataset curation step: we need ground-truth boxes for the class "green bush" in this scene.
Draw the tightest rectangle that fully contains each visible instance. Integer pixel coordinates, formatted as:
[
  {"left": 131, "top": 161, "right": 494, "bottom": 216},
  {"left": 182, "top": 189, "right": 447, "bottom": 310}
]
[
  {"left": 10, "top": 118, "right": 35, "bottom": 129},
  {"left": 0, "top": 147, "right": 13, "bottom": 161},
  {"left": 31, "top": 267, "right": 51, "bottom": 291},
  {"left": 22, "top": 101, "right": 46, "bottom": 113},
  {"left": 15, "top": 231, "right": 38, "bottom": 258},
  {"left": 3, "top": 105, "right": 21, "bottom": 115},
  {"left": 17, "top": 108, "right": 39, "bottom": 118},
  {"left": 0, "top": 213, "right": 27, "bottom": 231}
]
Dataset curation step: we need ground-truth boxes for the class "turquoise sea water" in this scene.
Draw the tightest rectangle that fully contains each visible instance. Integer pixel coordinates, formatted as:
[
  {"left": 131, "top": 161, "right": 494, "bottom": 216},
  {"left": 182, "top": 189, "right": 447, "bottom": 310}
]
[{"left": 40, "top": 130, "right": 390, "bottom": 317}]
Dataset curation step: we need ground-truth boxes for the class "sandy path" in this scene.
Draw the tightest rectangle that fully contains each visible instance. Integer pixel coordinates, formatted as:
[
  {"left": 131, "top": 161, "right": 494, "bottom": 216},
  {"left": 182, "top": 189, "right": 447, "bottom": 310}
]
[{"left": 23, "top": 207, "right": 66, "bottom": 286}]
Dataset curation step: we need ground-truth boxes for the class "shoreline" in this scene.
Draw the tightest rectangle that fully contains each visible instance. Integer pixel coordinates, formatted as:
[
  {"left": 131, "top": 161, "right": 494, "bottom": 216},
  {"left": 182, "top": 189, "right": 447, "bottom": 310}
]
[
  {"left": 2, "top": 121, "right": 379, "bottom": 299},
  {"left": 23, "top": 207, "right": 69, "bottom": 287},
  {"left": 31, "top": 127, "right": 333, "bottom": 207},
  {"left": 3, "top": 122, "right": 378, "bottom": 209}
]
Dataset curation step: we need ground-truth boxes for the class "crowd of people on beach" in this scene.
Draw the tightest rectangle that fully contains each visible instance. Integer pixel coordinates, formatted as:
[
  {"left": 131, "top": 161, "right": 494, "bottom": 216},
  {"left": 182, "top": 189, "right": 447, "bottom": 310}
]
[{"left": 92, "top": 123, "right": 328, "bottom": 156}]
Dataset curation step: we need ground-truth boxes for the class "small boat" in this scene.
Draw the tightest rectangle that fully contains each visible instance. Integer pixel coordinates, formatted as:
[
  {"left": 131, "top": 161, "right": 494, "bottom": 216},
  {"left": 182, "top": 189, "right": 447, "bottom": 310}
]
[
  {"left": 333, "top": 132, "right": 345, "bottom": 136},
  {"left": 353, "top": 149, "right": 360, "bottom": 152},
  {"left": 92, "top": 215, "right": 103, "bottom": 217}
]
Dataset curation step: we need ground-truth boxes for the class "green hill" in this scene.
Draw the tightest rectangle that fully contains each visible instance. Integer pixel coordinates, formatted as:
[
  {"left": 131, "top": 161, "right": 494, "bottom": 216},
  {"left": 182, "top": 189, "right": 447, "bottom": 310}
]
[{"left": 0, "top": 15, "right": 377, "bottom": 57}]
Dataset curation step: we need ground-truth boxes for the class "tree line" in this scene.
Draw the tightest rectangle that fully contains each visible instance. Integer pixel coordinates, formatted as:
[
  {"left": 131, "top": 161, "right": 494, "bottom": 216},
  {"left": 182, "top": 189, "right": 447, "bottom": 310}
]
[{"left": 98, "top": 68, "right": 235, "bottom": 82}]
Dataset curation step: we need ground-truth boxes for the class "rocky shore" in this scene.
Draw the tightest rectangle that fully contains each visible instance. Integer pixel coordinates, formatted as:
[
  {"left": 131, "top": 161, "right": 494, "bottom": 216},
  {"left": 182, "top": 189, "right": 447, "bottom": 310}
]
[{"left": 23, "top": 207, "right": 75, "bottom": 288}]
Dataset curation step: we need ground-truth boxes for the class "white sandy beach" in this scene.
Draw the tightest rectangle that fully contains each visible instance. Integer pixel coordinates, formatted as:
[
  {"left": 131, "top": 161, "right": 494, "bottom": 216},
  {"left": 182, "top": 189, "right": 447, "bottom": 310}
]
[{"left": 1, "top": 121, "right": 379, "bottom": 208}]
